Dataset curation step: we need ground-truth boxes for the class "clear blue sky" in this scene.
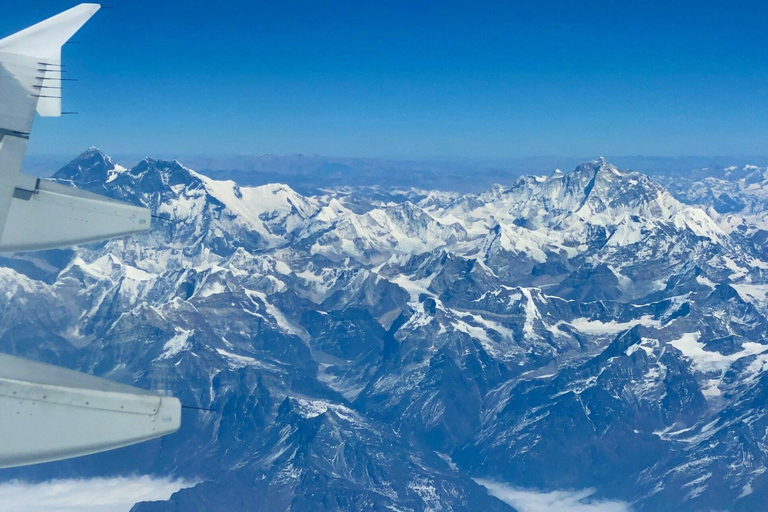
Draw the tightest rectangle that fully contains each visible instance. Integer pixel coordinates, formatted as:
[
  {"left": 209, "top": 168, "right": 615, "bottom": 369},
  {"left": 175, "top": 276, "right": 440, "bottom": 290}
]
[{"left": 4, "top": 0, "right": 768, "bottom": 159}]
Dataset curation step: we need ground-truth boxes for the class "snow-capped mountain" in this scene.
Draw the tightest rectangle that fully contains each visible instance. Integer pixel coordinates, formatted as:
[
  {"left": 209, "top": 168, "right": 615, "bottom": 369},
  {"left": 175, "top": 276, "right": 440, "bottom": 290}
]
[{"left": 2, "top": 149, "right": 768, "bottom": 511}]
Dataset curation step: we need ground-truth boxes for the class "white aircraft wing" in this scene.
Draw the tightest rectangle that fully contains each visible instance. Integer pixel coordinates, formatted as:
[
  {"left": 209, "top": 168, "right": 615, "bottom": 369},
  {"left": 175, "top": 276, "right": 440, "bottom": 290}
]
[
  {"left": 0, "top": 3, "right": 150, "bottom": 252},
  {"left": 0, "top": 353, "right": 180, "bottom": 468},
  {"left": 0, "top": 5, "right": 181, "bottom": 469}
]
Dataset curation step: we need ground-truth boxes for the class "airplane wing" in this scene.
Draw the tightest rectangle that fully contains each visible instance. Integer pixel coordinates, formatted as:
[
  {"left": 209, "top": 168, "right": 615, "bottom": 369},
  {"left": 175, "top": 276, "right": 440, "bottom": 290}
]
[
  {"left": 0, "top": 353, "right": 180, "bottom": 468},
  {"left": 0, "top": 3, "right": 150, "bottom": 252},
  {"left": 0, "top": 5, "right": 181, "bottom": 469}
]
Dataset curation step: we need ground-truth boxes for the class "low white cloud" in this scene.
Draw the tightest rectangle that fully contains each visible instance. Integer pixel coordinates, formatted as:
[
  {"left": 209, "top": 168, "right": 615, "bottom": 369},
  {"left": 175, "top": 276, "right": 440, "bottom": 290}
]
[
  {"left": 0, "top": 476, "right": 196, "bottom": 512},
  {"left": 477, "top": 479, "right": 632, "bottom": 512}
]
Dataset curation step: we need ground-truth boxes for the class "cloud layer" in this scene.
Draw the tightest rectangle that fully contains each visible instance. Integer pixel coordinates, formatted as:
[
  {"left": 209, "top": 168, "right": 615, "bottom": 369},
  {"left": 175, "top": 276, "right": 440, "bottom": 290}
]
[
  {"left": 0, "top": 476, "right": 195, "bottom": 512},
  {"left": 477, "top": 479, "right": 632, "bottom": 512}
]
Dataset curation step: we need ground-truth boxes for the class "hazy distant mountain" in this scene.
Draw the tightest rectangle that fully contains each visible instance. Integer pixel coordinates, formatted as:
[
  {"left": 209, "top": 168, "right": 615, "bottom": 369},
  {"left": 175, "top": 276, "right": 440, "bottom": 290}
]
[
  {"left": 28, "top": 152, "right": 768, "bottom": 195},
  {"left": 3, "top": 149, "right": 768, "bottom": 511}
]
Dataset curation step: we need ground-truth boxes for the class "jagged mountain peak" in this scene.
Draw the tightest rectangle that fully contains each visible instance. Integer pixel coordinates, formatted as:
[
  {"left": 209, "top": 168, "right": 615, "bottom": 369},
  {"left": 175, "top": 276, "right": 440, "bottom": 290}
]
[
  {"left": 54, "top": 147, "right": 121, "bottom": 186},
  {"left": 449, "top": 158, "right": 682, "bottom": 236},
  {"left": 564, "top": 157, "right": 651, "bottom": 192},
  {"left": 517, "top": 158, "right": 679, "bottom": 224},
  {"left": 581, "top": 155, "right": 612, "bottom": 168},
  {"left": 484, "top": 158, "right": 665, "bottom": 207},
  {"left": 127, "top": 157, "right": 201, "bottom": 187}
]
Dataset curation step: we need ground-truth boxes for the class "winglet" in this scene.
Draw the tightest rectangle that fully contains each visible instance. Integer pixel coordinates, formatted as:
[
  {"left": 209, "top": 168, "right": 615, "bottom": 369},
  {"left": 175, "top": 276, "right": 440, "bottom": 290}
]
[{"left": 0, "top": 3, "right": 100, "bottom": 117}]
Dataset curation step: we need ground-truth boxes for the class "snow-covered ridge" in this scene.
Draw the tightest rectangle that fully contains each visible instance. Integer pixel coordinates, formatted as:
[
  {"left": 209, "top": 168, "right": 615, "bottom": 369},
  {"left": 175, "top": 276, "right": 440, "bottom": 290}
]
[{"left": 56, "top": 151, "right": 735, "bottom": 269}]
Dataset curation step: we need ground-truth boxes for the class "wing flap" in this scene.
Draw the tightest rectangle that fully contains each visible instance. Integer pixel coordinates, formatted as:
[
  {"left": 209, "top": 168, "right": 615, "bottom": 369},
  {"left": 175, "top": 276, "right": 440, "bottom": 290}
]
[
  {"left": 0, "top": 180, "right": 151, "bottom": 252},
  {"left": 0, "top": 354, "right": 180, "bottom": 468}
]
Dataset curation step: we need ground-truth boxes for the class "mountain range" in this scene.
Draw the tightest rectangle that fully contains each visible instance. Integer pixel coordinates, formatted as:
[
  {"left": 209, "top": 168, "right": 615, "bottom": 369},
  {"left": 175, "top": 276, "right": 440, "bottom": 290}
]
[{"left": 2, "top": 149, "right": 768, "bottom": 511}]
